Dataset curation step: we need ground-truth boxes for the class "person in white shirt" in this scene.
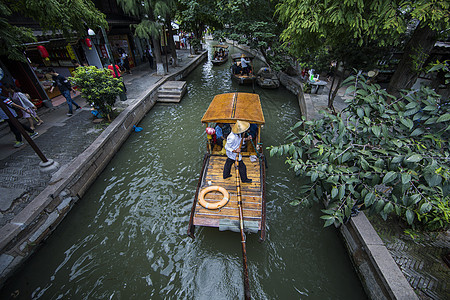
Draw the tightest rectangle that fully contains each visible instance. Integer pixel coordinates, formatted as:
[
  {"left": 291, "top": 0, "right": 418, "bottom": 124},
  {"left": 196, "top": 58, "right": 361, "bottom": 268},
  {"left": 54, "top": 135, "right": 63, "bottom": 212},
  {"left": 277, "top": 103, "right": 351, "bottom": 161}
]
[
  {"left": 223, "top": 120, "right": 253, "bottom": 183},
  {"left": 240, "top": 54, "right": 251, "bottom": 75}
]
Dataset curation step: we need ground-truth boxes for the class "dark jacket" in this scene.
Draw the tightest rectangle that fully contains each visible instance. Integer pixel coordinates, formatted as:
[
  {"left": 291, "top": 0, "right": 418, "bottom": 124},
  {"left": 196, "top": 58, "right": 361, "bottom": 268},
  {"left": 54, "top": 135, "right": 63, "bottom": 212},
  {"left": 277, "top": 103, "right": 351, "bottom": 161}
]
[{"left": 52, "top": 74, "right": 71, "bottom": 92}]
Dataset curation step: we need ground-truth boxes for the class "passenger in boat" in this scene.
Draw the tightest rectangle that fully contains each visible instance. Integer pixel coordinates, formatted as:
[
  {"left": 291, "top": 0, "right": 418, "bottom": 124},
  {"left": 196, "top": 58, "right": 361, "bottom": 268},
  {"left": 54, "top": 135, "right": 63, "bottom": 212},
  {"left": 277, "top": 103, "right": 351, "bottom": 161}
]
[
  {"left": 218, "top": 49, "right": 224, "bottom": 60},
  {"left": 222, "top": 123, "right": 231, "bottom": 138},
  {"left": 241, "top": 123, "right": 258, "bottom": 151},
  {"left": 223, "top": 120, "right": 253, "bottom": 183},
  {"left": 214, "top": 123, "right": 224, "bottom": 148},
  {"left": 232, "top": 62, "right": 241, "bottom": 75}
]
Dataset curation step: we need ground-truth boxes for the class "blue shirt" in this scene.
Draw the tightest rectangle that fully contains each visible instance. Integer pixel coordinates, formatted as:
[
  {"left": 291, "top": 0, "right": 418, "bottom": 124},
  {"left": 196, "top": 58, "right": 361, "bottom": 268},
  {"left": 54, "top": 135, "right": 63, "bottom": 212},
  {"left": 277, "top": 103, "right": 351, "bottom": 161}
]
[{"left": 215, "top": 125, "right": 223, "bottom": 139}]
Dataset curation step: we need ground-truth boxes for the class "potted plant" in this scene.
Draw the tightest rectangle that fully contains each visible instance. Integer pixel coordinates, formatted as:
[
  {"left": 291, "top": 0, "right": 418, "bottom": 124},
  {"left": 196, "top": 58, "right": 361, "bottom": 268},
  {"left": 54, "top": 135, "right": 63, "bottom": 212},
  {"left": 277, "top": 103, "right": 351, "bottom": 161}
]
[{"left": 70, "top": 66, "right": 124, "bottom": 121}]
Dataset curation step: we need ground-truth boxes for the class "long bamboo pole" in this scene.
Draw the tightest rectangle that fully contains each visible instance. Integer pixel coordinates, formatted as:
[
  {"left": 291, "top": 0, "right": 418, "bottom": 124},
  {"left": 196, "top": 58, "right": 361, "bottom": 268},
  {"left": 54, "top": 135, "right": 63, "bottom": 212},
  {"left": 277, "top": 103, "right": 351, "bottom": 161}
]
[{"left": 235, "top": 138, "right": 251, "bottom": 299}]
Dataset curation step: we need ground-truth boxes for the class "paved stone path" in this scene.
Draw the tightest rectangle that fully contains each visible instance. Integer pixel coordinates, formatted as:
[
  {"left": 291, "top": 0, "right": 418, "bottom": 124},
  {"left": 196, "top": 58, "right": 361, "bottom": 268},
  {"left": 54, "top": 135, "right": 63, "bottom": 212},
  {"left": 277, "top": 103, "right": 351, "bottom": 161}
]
[{"left": 0, "top": 49, "right": 194, "bottom": 228}]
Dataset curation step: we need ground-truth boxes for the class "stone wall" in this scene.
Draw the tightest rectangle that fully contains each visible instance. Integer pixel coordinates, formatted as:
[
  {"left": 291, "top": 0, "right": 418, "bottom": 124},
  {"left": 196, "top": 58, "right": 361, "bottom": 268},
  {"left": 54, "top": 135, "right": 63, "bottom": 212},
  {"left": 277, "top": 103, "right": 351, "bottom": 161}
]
[
  {"left": 341, "top": 213, "right": 418, "bottom": 299},
  {"left": 278, "top": 72, "right": 307, "bottom": 119},
  {"left": 0, "top": 51, "right": 207, "bottom": 286}
]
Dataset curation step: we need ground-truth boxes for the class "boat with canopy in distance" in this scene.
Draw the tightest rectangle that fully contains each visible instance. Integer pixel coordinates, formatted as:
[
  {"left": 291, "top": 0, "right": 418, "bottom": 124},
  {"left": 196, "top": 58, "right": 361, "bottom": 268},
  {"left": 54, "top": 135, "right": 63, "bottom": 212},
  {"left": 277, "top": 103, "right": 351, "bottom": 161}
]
[
  {"left": 187, "top": 92, "right": 267, "bottom": 242},
  {"left": 211, "top": 44, "right": 229, "bottom": 65},
  {"left": 230, "top": 53, "right": 256, "bottom": 85}
]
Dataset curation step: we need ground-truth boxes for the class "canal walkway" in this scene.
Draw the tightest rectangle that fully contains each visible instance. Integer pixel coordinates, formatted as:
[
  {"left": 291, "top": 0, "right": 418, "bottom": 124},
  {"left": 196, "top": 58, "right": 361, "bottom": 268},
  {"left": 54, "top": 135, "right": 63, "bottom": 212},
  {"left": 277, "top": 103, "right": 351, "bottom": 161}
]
[
  {"left": 0, "top": 49, "right": 196, "bottom": 226},
  {"left": 0, "top": 48, "right": 204, "bottom": 284}
]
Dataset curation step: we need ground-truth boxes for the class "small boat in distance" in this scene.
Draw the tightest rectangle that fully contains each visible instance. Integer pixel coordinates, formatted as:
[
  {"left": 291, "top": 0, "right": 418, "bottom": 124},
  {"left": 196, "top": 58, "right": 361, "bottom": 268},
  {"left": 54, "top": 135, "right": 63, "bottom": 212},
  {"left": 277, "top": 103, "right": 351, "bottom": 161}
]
[
  {"left": 230, "top": 53, "right": 257, "bottom": 85},
  {"left": 211, "top": 45, "right": 229, "bottom": 65},
  {"left": 188, "top": 92, "right": 267, "bottom": 241},
  {"left": 256, "top": 67, "right": 280, "bottom": 89}
]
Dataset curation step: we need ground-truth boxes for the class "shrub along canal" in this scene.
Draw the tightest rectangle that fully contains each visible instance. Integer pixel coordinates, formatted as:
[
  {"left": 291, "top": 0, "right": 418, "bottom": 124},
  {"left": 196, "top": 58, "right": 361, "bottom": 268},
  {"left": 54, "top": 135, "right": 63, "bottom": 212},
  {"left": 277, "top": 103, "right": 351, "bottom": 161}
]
[{"left": 0, "top": 45, "right": 366, "bottom": 299}]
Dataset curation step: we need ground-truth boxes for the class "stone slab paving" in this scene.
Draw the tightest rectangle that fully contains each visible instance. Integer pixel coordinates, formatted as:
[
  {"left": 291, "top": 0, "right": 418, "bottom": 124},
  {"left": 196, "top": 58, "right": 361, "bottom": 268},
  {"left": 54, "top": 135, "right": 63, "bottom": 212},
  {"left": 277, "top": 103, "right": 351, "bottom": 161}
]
[
  {"left": 0, "top": 109, "right": 102, "bottom": 227},
  {"left": 368, "top": 215, "right": 450, "bottom": 300},
  {"left": 0, "top": 49, "right": 194, "bottom": 229}
]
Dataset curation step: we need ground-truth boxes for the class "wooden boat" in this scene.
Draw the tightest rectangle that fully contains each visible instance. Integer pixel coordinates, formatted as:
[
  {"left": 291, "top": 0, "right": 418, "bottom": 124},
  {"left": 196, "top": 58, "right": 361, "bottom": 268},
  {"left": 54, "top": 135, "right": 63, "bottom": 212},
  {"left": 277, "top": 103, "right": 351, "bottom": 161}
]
[
  {"left": 256, "top": 67, "right": 280, "bottom": 89},
  {"left": 211, "top": 45, "right": 229, "bottom": 65},
  {"left": 188, "top": 92, "right": 266, "bottom": 241},
  {"left": 230, "top": 53, "right": 257, "bottom": 85}
]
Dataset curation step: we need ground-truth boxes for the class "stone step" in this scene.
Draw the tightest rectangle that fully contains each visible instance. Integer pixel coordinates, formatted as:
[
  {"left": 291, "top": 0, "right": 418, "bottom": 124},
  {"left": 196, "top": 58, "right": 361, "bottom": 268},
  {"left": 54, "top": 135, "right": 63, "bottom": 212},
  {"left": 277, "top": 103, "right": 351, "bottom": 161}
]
[{"left": 157, "top": 81, "right": 187, "bottom": 103}]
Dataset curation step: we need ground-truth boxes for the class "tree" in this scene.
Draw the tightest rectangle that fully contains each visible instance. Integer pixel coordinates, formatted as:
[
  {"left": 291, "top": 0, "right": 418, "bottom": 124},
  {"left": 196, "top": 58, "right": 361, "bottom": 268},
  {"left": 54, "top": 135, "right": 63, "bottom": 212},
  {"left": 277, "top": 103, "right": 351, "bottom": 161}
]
[
  {"left": 116, "top": 0, "right": 174, "bottom": 75},
  {"left": 276, "top": 0, "right": 450, "bottom": 98},
  {"left": 211, "top": 0, "right": 289, "bottom": 71},
  {"left": 0, "top": 0, "right": 107, "bottom": 61},
  {"left": 269, "top": 71, "right": 450, "bottom": 231},
  {"left": 177, "top": 0, "right": 221, "bottom": 50},
  {"left": 70, "top": 66, "right": 123, "bottom": 121}
]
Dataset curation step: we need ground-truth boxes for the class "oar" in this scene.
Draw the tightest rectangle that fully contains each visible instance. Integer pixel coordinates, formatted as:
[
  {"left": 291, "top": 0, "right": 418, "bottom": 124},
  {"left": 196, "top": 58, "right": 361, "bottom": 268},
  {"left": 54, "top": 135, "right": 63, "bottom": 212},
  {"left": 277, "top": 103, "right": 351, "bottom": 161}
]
[{"left": 235, "top": 137, "right": 251, "bottom": 299}]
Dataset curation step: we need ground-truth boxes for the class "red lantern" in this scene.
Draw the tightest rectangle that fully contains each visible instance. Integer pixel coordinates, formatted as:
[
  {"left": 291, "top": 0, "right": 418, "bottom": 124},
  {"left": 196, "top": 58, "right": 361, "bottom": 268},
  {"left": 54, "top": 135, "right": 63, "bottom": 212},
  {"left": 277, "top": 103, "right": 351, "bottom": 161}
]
[
  {"left": 85, "top": 38, "right": 92, "bottom": 50},
  {"left": 37, "top": 45, "right": 49, "bottom": 61}
]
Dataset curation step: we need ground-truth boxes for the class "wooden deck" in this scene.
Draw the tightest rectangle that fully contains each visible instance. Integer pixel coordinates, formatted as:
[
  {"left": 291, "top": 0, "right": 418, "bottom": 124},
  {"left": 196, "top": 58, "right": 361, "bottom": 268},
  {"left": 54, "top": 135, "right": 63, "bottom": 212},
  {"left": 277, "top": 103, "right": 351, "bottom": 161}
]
[{"left": 191, "top": 155, "right": 264, "bottom": 235}]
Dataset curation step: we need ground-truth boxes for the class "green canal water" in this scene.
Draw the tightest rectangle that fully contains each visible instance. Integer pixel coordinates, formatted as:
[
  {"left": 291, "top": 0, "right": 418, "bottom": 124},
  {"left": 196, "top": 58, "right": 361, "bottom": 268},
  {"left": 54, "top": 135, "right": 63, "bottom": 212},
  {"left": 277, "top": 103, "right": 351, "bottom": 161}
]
[{"left": 1, "top": 44, "right": 366, "bottom": 299}]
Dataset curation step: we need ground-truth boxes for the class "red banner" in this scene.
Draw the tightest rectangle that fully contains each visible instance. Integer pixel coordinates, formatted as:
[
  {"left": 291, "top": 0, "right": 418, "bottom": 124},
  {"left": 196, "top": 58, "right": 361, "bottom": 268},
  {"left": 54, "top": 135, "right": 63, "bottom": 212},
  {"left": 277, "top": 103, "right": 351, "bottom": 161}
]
[{"left": 99, "top": 45, "right": 108, "bottom": 58}]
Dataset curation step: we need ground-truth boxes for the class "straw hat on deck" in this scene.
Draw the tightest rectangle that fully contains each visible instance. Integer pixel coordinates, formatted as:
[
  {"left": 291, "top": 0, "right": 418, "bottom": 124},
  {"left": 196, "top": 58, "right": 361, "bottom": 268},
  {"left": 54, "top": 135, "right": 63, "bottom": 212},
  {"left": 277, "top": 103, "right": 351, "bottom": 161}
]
[{"left": 232, "top": 120, "right": 250, "bottom": 134}]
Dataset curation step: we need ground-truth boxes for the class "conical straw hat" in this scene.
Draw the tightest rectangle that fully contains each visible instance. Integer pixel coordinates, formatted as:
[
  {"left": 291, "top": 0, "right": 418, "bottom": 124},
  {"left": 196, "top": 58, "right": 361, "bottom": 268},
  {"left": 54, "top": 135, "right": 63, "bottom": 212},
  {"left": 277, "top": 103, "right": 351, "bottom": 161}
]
[{"left": 232, "top": 120, "right": 250, "bottom": 134}]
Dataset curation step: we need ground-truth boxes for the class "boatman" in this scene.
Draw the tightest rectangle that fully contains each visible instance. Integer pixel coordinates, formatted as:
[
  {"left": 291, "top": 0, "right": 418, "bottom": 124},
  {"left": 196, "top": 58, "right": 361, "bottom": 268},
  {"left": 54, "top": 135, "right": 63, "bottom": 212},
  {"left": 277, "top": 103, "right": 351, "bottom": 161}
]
[
  {"left": 223, "top": 120, "right": 253, "bottom": 183},
  {"left": 240, "top": 54, "right": 251, "bottom": 75}
]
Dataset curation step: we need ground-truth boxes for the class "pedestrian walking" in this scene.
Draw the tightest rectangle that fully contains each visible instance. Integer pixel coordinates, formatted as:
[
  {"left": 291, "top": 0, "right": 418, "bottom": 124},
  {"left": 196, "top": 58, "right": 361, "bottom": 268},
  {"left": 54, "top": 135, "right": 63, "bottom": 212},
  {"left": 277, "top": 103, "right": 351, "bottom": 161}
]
[
  {"left": 107, "top": 63, "right": 127, "bottom": 92},
  {"left": 11, "top": 87, "right": 43, "bottom": 130},
  {"left": 0, "top": 96, "right": 38, "bottom": 148},
  {"left": 47, "top": 68, "right": 81, "bottom": 116},
  {"left": 145, "top": 45, "right": 154, "bottom": 69},
  {"left": 119, "top": 50, "right": 131, "bottom": 74}
]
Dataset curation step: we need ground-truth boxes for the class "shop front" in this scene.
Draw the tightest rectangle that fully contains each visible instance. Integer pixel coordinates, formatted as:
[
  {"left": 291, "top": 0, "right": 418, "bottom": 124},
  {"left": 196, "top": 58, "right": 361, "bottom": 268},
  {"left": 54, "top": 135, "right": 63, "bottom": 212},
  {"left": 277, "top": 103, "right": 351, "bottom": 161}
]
[{"left": 24, "top": 41, "right": 80, "bottom": 101}]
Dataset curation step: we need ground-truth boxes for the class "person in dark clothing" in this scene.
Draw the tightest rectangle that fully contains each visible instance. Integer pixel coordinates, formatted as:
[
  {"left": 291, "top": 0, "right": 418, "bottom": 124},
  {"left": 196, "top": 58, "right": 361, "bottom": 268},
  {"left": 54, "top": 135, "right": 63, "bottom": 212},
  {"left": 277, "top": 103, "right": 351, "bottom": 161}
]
[
  {"left": 222, "top": 123, "right": 231, "bottom": 138},
  {"left": 48, "top": 68, "right": 81, "bottom": 116},
  {"left": 145, "top": 45, "right": 154, "bottom": 69}
]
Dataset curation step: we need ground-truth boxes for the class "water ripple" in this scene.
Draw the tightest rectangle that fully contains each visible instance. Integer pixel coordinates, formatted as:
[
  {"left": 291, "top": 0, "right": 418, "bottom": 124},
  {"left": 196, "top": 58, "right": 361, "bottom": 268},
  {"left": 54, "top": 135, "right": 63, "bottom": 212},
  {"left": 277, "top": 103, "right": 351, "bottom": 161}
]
[{"left": 0, "top": 43, "right": 366, "bottom": 300}]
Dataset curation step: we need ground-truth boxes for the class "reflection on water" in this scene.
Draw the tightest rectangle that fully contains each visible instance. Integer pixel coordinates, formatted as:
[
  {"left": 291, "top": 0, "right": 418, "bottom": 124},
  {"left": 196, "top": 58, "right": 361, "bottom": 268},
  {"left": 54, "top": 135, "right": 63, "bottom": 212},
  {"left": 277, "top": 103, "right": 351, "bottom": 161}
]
[{"left": 0, "top": 43, "right": 366, "bottom": 299}]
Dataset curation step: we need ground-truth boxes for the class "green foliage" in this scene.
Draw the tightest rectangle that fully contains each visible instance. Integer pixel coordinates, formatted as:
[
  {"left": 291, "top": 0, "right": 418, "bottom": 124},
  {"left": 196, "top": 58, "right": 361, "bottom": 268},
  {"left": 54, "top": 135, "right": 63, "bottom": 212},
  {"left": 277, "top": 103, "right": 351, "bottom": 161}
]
[
  {"left": 205, "top": 0, "right": 289, "bottom": 71},
  {"left": 70, "top": 67, "right": 123, "bottom": 117},
  {"left": 276, "top": 0, "right": 449, "bottom": 49},
  {"left": 269, "top": 71, "right": 450, "bottom": 231},
  {"left": 177, "top": 0, "right": 220, "bottom": 39},
  {"left": 428, "top": 60, "right": 450, "bottom": 85},
  {"left": 117, "top": 0, "right": 178, "bottom": 39},
  {"left": 1, "top": 0, "right": 107, "bottom": 61},
  {"left": 0, "top": 4, "right": 35, "bottom": 61},
  {"left": 190, "top": 38, "right": 202, "bottom": 53},
  {"left": 303, "top": 82, "right": 312, "bottom": 94}
]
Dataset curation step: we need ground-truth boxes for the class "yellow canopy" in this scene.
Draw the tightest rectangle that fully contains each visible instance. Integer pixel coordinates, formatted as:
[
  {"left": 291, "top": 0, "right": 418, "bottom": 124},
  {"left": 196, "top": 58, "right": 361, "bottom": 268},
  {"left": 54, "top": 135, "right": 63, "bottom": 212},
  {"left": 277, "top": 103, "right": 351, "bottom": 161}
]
[
  {"left": 201, "top": 93, "right": 265, "bottom": 125},
  {"left": 213, "top": 45, "right": 229, "bottom": 49}
]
